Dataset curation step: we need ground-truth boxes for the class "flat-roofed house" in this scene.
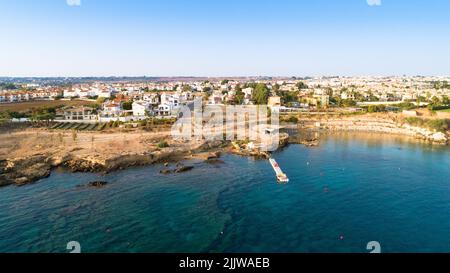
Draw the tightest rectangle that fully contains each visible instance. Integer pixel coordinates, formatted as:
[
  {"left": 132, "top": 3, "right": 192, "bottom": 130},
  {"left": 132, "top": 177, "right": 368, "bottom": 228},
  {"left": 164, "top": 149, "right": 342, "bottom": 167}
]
[
  {"left": 63, "top": 106, "right": 97, "bottom": 121},
  {"left": 132, "top": 101, "right": 152, "bottom": 116},
  {"left": 102, "top": 102, "right": 122, "bottom": 117}
]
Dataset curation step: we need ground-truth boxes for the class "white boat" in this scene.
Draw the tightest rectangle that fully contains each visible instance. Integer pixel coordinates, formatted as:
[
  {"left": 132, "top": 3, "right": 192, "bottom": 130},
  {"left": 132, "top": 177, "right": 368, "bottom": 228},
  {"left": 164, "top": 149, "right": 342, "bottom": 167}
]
[{"left": 269, "top": 158, "right": 289, "bottom": 183}]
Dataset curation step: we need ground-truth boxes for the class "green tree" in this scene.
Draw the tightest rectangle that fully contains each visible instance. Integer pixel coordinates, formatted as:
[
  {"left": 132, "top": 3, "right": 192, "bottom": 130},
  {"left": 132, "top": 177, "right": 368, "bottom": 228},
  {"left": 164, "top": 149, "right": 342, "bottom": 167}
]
[
  {"left": 31, "top": 107, "right": 56, "bottom": 121},
  {"left": 182, "top": 85, "right": 192, "bottom": 92},
  {"left": 431, "top": 96, "right": 441, "bottom": 105},
  {"left": 280, "top": 91, "right": 299, "bottom": 104},
  {"left": 296, "top": 81, "right": 308, "bottom": 90},
  {"left": 122, "top": 101, "right": 133, "bottom": 110},
  {"left": 340, "top": 99, "right": 357, "bottom": 107},
  {"left": 272, "top": 83, "right": 280, "bottom": 94},
  {"left": 252, "top": 83, "right": 269, "bottom": 105},
  {"left": 157, "top": 141, "right": 169, "bottom": 148},
  {"left": 234, "top": 88, "right": 245, "bottom": 105},
  {"left": 96, "top": 97, "right": 106, "bottom": 104},
  {"left": 0, "top": 83, "right": 18, "bottom": 90}
]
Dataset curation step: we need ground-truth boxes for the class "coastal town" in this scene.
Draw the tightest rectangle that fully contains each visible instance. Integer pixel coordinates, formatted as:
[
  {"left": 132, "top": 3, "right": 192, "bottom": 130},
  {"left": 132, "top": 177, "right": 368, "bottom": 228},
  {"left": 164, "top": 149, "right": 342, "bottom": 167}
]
[
  {"left": 1, "top": 76, "right": 450, "bottom": 122},
  {"left": 1, "top": 76, "right": 450, "bottom": 187},
  {"left": 3, "top": 0, "right": 450, "bottom": 257}
]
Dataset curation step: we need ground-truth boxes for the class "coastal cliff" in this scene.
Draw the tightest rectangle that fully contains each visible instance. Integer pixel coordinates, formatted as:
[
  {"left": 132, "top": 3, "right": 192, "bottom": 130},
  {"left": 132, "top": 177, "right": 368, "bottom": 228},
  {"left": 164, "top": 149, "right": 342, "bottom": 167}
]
[
  {"left": 0, "top": 147, "right": 221, "bottom": 187},
  {"left": 0, "top": 128, "right": 229, "bottom": 187},
  {"left": 300, "top": 115, "right": 449, "bottom": 145},
  {"left": 1, "top": 114, "right": 448, "bottom": 188}
]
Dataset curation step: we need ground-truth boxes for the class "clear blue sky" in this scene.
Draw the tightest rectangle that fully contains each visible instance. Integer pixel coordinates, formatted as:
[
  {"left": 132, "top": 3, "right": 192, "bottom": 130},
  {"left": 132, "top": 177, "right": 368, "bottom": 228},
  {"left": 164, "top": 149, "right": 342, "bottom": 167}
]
[{"left": 1, "top": 0, "right": 449, "bottom": 77}]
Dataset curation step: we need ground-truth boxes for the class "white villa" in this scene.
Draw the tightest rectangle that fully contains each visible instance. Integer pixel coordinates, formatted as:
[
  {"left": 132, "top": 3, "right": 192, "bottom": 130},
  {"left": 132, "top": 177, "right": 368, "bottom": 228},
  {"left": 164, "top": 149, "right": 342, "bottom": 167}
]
[
  {"left": 160, "top": 93, "right": 180, "bottom": 107},
  {"left": 157, "top": 104, "right": 172, "bottom": 116},
  {"left": 156, "top": 93, "right": 182, "bottom": 116},
  {"left": 208, "top": 92, "right": 225, "bottom": 105},
  {"left": 62, "top": 107, "right": 98, "bottom": 121},
  {"left": 142, "top": 93, "right": 160, "bottom": 105},
  {"left": 102, "top": 102, "right": 122, "bottom": 117},
  {"left": 63, "top": 86, "right": 112, "bottom": 98},
  {"left": 132, "top": 101, "right": 152, "bottom": 116}
]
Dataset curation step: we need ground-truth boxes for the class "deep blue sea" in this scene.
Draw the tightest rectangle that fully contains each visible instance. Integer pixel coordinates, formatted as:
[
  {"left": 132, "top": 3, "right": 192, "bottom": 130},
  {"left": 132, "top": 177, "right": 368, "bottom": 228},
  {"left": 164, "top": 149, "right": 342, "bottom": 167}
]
[{"left": 1, "top": 132, "right": 449, "bottom": 253}]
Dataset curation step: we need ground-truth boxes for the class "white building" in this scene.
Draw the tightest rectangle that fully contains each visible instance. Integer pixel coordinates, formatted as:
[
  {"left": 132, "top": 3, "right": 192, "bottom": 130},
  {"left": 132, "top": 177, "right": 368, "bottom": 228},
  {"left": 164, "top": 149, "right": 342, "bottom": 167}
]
[
  {"left": 64, "top": 89, "right": 79, "bottom": 98},
  {"left": 208, "top": 92, "right": 224, "bottom": 105},
  {"left": 102, "top": 102, "right": 122, "bottom": 117},
  {"left": 160, "top": 93, "right": 180, "bottom": 108},
  {"left": 242, "top": 87, "right": 253, "bottom": 105},
  {"left": 341, "top": 92, "right": 355, "bottom": 100},
  {"left": 7, "top": 93, "right": 19, "bottom": 102},
  {"left": 157, "top": 93, "right": 181, "bottom": 116},
  {"left": 98, "top": 90, "right": 112, "bottom": 98},
  {"left": 142, "top": 93, "right": 159, "bottom": 105},
  {"left": 157, "top": 104, "right": 172, "bottom": 116},
  {"left": 132, "top": 101, "right": 152, "bottom": 116}
]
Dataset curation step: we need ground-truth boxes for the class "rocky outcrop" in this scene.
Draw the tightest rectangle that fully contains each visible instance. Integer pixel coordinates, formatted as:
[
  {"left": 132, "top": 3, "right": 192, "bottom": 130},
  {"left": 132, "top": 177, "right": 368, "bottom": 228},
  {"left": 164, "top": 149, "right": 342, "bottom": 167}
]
[
  {"left": 196, "top": 140, "right": 229, "bottom": 152},
  {"left": 160, "top": 164, "right": 194, "bottom": 174},
  {"left": 0, "top": 155, "right": 51, "bottom": 187},
  {"left": 205, "top": 159, "right": 225, "bottom": 164},
  {"left": 0, "top": 132, "right": 283, "bottom": 188},
  {"left": 77, "top": 181, "right": 109, "bottom": 188},
  {"left": 231, "top": 149, "right": 271, "bottom": 159},
  {"left": 206, "top": 151, "right": 221, "bottom": 160},
  {"left": 307, "top": 116, "right": 449, "bottom": 145},
  {"left": 64, "top": 149, "right": 191, "bottom": 174},
  {"left": 88, "top": 181, "right": 108, "bottom": 188},
  {"left": 174, "top": 165, "right": 194, "bottom": 173},
  {"left": 0, "top": 148, "right": 195, "bottom": 187}
]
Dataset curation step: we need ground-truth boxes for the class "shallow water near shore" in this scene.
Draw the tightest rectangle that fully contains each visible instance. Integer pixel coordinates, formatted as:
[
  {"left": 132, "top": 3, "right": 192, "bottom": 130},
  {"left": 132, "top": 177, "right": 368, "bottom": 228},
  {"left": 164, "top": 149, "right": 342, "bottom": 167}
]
[{"left": 0, "top": 132, "right": 450, "bottom": 253}]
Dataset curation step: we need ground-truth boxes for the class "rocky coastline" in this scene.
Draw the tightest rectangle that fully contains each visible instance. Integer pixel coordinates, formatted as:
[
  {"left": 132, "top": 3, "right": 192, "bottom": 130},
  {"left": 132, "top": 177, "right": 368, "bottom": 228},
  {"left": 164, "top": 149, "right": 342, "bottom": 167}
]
[
  {"left": 297, "top": 115, "right": 449, "bottom": 145},
  {"left": 0, "top": 142, "right": 231, "bottom": 187},
  {"left": 0, "top": 132, "right": 290, "bottom": 188},
  {"left": 1, "top": 115, "right": 448, "bottom": 188}
]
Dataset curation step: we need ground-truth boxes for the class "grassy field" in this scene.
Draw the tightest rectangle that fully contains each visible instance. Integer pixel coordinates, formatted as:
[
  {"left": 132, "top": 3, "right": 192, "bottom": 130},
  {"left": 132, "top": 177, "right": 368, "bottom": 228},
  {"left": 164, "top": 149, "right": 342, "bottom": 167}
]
[
  {"left": 438, "top": 109, "right": 450, "bottom": 113},
  {"left": 0, "top": 100, "right": 93, "bottom": 112}
]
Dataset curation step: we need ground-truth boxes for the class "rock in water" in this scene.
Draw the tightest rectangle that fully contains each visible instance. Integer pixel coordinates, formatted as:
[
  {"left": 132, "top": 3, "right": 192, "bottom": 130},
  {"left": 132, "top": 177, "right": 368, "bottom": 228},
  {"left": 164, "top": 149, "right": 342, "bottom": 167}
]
[
  {"left": 160, "top": 169, "right": 172, "bottom": 174},
  {"left": 174, "top": 166, "right": 194, "bottom": 173},
  {"left": 205, "top": 159, "right": 225, "bottom": 165},
  {"left": 206, "top": 151, "right": 221, "bottom": 160},
  {"left": 87, "top": 181, "right": 108, "bottom": 188}
]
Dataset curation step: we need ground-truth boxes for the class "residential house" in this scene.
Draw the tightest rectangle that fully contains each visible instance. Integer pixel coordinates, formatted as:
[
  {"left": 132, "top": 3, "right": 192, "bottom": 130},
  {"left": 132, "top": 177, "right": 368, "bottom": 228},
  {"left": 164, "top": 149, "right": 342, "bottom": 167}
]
[
  {"left": 49, "top": 90, "right": 63, "bottom": 99},
  {"left": 102, "top": 102, "right": 122, "bottom": 117},
  {"left": 132, "top": 101, "right": 152, "bottom": 117},
  {"left": 64, "top": 88, "right": 78, "bottom": 98},
  {"left": 160, "top": 93, "right": 180, "bottom": 108},
  {"left": 208, "top": 91, "right": 224, "bottom": 105},
  {"left": 18, "top": 92, "right": 30, "bottom": 101},
  {"left": 242, "top": 88, "right": 253, "bottom": 105},
  {"left": 7, "top": 93, "right": 19, "bottom": 102},
  {"left": 142, "top": 93, "right": 159, "bottom": 105},
  {"left": 341, "top": 92, "right": 355, "bottom": 100},
  {"left": 268, "top": 96, "right": 281, "bottom": 107},
  {"left": 62, "top": 107, "right": 98, "bottom": 121},
  {"left": 156, "top": 93, "right": 182, "bottom": 116},
  {"left": 157, "top": 104, "right": 172, "bottom": 116}
]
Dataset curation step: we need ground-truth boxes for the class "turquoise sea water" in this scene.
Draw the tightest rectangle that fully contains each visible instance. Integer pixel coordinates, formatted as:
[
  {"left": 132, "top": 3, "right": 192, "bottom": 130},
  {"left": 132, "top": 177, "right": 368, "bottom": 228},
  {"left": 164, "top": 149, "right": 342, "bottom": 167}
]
[{"left": 0, "top": 132, "right": 449, "bottom": 253}]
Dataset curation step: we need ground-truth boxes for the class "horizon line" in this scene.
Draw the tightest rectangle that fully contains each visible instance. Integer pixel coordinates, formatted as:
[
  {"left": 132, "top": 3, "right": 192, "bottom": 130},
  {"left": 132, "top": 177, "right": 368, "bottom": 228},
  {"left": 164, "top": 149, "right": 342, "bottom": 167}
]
[{"left": 2, "top": 74, "right": 450, "bottom": 79}]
